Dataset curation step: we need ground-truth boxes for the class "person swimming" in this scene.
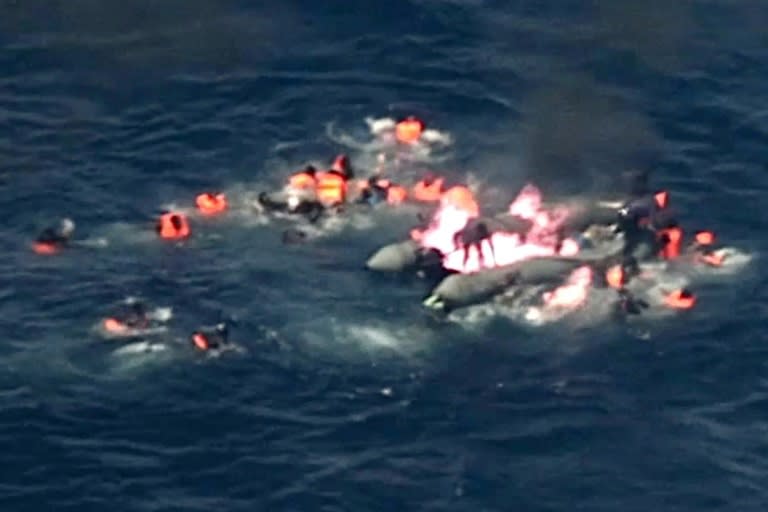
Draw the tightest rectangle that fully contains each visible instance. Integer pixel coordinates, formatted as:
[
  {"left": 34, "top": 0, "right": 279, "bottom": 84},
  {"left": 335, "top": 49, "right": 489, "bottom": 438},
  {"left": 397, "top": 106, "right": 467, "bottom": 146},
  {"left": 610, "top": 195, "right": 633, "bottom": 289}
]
[
  {"left": 103, "top": 299, "right": 151, "bottom": 333},
  {"left": 411, "top": 172, "right": 445, "bottom": 202},
  {"left": 355, "top": 176, "right": 389, "bottom": 206},
  {"left": 33, "top": 218, "right": 75, "bottom": 254},
  {"left": 118, "top": 300, "right": 150, "bottom": 329},
  {"left": 395, "top": 116, "right": 425, "bottom": 144},
  {"left": 99, "top": 298, "right": 168, "bottom": 337},
  {"left": 195, "top": 192, "right": 228, "bottom": 215},
  {"left": 257, "top": 192, "right": 325, "bottom": 223},
  {"left": 604, "top": 256, "right": 642, "bottom": 290},
  {"left": 191, "top": 322, "right": 230, "bottom": 352},
  {"left": 355, "top": 176, "right": 408, "bottom": 206},
  {"left": 687, "top": 230, "right": 725, "bottom": 267},
  {"left": 616, "top": 288, "right": 650, "bottom": 316},
  {"left": 287, "top": 165, "right": 319, "bottom": 192},
  {"left": 258, "top": 154, "right": 356, "bottom": 219},
  {"left": 603, "top": 256, "right": 649, "bottom": 317},
  {"left": 314, "top": 154, "right": 353, "bottom": 211},
  {"left": 156, "top": 212, "right": 191, "bottom": 240},
  {"left": 329, "top": 154, "right": 354, "bottom": 179}
]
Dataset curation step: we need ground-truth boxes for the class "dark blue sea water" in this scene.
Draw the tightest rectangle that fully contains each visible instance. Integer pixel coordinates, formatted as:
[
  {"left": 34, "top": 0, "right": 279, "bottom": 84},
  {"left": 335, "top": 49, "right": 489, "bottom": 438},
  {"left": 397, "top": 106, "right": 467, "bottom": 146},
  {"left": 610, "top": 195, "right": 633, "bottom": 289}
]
[{"left": 2, "top": 1, "right": 768, "bottom": 510}]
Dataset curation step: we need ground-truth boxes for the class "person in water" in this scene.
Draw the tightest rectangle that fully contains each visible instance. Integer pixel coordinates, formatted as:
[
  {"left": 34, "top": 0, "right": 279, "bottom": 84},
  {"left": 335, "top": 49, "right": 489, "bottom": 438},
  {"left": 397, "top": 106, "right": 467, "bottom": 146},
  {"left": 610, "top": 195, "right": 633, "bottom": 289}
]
[
  {"left": 356, "top": 176, "right": 390, "bottom": 206},
  {"left": 119, "top": 300, "right": 150, "bottom": 329},
  {"left": 395, "top": 116, "right": 425, "bottom": 144},
  {"left": 156, "top": 212, "right": 191, "bottom": 240},
  {"left": 286, "top": 165, "right": 319, "bottom": 192},
  {"left": 616, "top": 288, "right": 650, "bottom": 316},
  {"left": 603, "top": 256, "right": 649, "bottom": 317},
  {"left": 687, "top": 230, "right": 725, "bottom": 267},
  {"left": 102, "top": 299, "right": 153, "bottom": 334},
  {"left": 33, "top": 218, "right": 76, "bottom": 254},
  {"left": 355, "top": 176, "right": 408, "bottom": 206},
  {"left": 265, "top": 154, "right": 355, "bottom": 219},
  {"left": 604, "top": 256, "right": 642, "bottom": 290},
  {"left": 411, "top": 172, "right": 445, "bottom": 202},
  {"left": 314, "top": 154, "right": 353, "bottom": 210},
  {"left": 191, "top": 322, "right": 230, "bottom": 352},
  {"left": 329, "top": 154, "right": 354, "bottom": 179}
]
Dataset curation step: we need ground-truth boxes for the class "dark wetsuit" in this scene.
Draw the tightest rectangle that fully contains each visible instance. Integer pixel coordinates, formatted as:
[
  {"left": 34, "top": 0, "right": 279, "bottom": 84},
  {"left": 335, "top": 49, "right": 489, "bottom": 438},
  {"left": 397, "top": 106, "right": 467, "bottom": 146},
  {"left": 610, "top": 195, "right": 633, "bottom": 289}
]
[
  {"left": 415, "top": 247, "right": 454, "bottom": 285},
  {"left": 616, "top": 288, "right": 649, "bottom": 316},
  {"left": 120, "top": 302, "right": 150, "bottom": 329},
  {"left": 453, "top": 220, "right": 493, "bottom": 267},
  {"left": 258, "top": 192, "right": 325, "bottom": 223},
  {"left": 36, "top": 226, "right": 71, "bottom": 249},
  {"left": 619, "top": 195, "right": 659, "bottom": 227},
  {"left": 617, "top": 202, "right": 664, "bottom": 260},
  {"left": 357, "top": 177, "right": 388, "bottom": 206}
]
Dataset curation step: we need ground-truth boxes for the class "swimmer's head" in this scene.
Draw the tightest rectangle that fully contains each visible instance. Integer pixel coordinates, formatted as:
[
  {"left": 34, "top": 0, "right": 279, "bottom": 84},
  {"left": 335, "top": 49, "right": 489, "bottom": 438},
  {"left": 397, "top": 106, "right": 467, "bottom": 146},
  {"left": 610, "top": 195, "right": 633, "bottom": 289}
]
[
  {"left": 58, "top": 218, "right": 75, "bottom": 238},
  {"left": 331, "top": 154, "right": 351, "bottom": 176}
]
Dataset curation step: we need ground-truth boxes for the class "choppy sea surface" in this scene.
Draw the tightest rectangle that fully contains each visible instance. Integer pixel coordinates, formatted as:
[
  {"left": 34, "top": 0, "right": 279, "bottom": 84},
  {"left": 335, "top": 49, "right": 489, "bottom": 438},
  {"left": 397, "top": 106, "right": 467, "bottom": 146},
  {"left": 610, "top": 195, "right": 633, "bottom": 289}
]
[{"left": 1, "top": 1, "right": 768, "bottom": 510}]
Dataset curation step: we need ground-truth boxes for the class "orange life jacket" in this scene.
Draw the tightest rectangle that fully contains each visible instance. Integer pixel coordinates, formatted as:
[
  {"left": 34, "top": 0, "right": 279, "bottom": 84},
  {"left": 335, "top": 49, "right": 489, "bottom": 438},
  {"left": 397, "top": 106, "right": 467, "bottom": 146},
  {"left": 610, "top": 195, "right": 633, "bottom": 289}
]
[
  {"left": 103, "top": 318, "right": 128, "bottom": 333},
  {"left": 412, "top": 177, "right": 444, "bottom": 202},
  {"left": 195, "top": 192, "right": 227, "bottom": 215},
  {"left": 315, "top": 171, "right": 347, "bottom": 205},
  {"left": 32, "top": 242, "right": 58, "bottom": 255},
  {"left": 386, "top": 184, "right": 408, "bottom": 205},
  {"left": 158, "top": 212, "right": 191, "bottom": 239},
  {"left": 664, "top": 289, "right": 696, "bottom": 309},
  {"left": 658, "top": 227, "right": 682, "bottom": 259},
  {"left": 395, "top": 117, "right": 424, "bottom": 144},
  {"left": 605, "top": 264, "right": 625, "bottom": 289},
  {"left": 288, "top": 172, "right": 317, "bottom": 190},
  {"left": 441, "top": 185, "right": 479, "bottom": 217},
  {"left": 694, "top": 230, "right": 715, "bottom": 246},
  {"left": 192, "top": 332, "right": 210, "bottom": 351}
]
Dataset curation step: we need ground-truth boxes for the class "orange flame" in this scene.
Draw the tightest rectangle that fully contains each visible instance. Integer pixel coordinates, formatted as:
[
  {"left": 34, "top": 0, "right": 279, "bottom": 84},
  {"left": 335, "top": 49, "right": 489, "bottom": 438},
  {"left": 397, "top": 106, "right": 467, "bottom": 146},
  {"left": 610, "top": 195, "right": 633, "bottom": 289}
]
[
  {"left": 542, "top": 266, "right": 593, "bottom": 309},
  {"left": 413, "top": 183, "right": 579, "bottom": 274}
]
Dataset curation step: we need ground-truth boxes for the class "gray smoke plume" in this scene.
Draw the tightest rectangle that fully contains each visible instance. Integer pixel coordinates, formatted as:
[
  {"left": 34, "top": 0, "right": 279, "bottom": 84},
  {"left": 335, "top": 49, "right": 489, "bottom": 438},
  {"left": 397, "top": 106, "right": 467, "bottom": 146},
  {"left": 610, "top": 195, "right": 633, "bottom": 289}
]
[{"left": 519, "top": 74, "right": 661, "bottom": 197}]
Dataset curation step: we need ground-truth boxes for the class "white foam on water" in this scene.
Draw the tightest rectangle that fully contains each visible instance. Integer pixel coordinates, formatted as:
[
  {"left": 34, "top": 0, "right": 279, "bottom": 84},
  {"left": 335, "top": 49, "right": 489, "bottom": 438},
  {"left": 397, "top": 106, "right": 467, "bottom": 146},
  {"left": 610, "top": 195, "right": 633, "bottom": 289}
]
[
  {"left": 149, "top": 307, "right": 173, "bottom": 322},
  {"left": 326, "top": 116, "right": 455, "bottom": 166},
  {"left": 682, "top": 247, "right": 754, "bottom": 278},
  {"left": 299, "top": 316, "right": 438, "bottom": 362},
  {"left": 441, "top": 256, "right": 709, "bottom": 333},
  {"left": 112, "top": 341, "right": 169, "bottom": 356}
]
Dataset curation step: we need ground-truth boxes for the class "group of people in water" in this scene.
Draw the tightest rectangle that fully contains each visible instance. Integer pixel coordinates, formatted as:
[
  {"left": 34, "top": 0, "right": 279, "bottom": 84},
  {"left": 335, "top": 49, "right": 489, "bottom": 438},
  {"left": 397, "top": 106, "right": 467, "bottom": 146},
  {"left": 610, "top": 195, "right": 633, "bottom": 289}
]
[{"left": 31, "top": 115, "right": 726, "bottom": 350}]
